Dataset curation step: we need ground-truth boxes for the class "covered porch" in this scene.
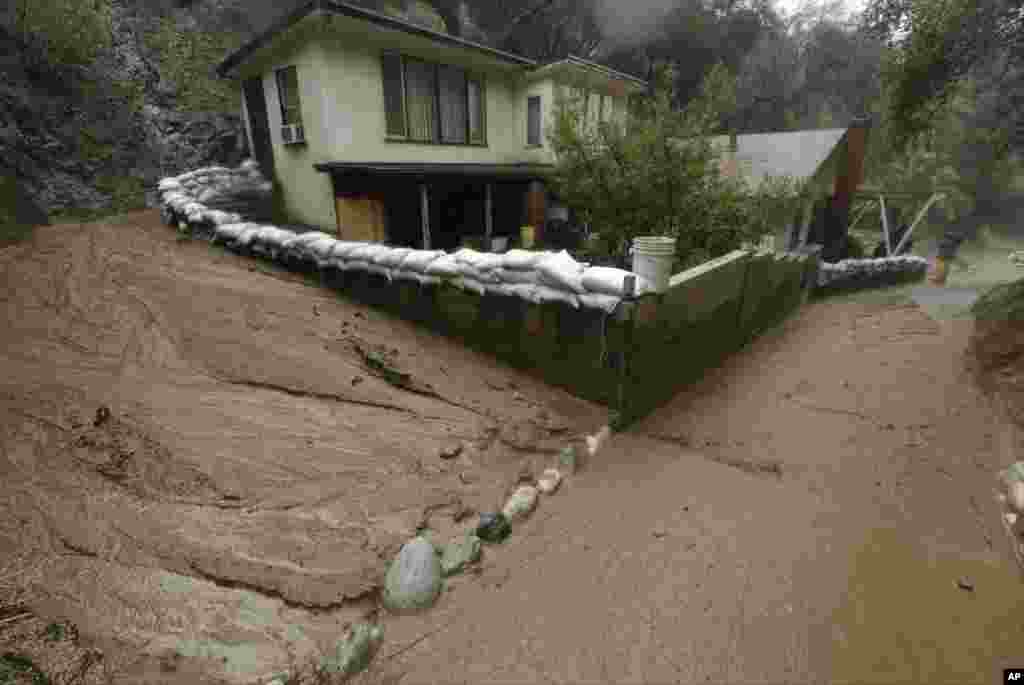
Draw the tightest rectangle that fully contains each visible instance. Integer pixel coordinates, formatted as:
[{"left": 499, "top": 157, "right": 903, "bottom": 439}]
[{"left": 313, "top": 161, "right": 555, "bottom": 251}]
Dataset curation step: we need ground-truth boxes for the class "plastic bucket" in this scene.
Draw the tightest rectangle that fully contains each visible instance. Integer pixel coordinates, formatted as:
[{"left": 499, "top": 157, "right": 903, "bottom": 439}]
[
  {"left": 631, "top": 236, "right": 676, "bottom": 293},
  {"left": 520, "top": 225, "right": 536, "bottom": 249}
]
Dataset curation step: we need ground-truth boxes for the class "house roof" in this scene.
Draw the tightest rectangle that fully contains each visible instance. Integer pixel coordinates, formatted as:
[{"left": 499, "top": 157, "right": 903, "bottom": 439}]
[
  {"left": 215, "top": 0, "right": 648, "bottom": 89},
  {"left": 711, "top": 128, "right": 849, "bottom": 190},
  {"left": 216, "top": 0, "right": 537, "bottom": 78},
  {"left": 313, "top": 161, "right": 555, "bottom": 180},
  {"left": 531, "top": 55, "right": 648, "bottom": 89}
]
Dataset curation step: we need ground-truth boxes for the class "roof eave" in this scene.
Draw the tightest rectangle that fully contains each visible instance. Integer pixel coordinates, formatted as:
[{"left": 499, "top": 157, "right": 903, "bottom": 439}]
[{"left": 216, "top": 0, "right": 537, "bottom": 79}]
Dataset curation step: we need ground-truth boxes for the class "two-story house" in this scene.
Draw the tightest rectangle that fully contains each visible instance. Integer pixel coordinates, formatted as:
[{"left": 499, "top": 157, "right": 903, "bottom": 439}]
[{"left": 215, "top": 0, "right": 647, "bottom": 250}]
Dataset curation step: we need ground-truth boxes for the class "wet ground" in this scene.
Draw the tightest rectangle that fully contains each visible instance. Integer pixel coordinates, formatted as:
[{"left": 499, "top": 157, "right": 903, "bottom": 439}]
[{"left": 3, "top": 214, "right": 1024, "bottom": 684}]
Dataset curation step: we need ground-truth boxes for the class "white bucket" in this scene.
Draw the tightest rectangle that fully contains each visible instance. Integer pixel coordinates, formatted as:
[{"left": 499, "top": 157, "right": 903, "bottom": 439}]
[{"left": 631, "top": 236, "right": 676, "bottom": 293}]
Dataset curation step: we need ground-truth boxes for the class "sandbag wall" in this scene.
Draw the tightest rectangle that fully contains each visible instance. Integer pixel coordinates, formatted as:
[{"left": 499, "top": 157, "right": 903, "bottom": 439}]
[{"left": 814, "top": 255, "right": 928, "bottom": 295}]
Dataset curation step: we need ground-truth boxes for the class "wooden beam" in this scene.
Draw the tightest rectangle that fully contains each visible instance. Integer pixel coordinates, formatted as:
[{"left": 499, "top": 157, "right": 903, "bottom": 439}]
[
  {"left": 484, "top": 182, "right": 493, "bottom": 251},
  {"left": 419, "top": 183, "right": 431, "bottom": 249},
  {"left": 893, "top": 192, "right": 944, "bottom": 256},
  {"left": 879, "top": 195, "right": 892, "bottom": 256}
]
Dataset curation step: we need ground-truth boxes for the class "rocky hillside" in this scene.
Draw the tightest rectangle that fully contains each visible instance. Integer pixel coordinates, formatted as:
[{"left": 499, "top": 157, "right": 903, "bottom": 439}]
[{"left": 0, "top": 0, "right": 451, "bottom": 241}]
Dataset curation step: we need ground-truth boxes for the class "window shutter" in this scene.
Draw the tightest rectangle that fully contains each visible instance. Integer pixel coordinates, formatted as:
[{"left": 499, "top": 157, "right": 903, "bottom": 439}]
[
  {"left": 438, "top": 65, "right": 467, "bottom": 144},
  {"left": 527, "top": 95, "right": 541, "bottom": 146},
  {"left": 404, "top": 58, "right": 438, "bottom": 142},
  {"left": 382, "top": 53, "right": 407, "bottom": 138},
  {"left": 468, "top": 77, "right": 485, "bottom": 144}
]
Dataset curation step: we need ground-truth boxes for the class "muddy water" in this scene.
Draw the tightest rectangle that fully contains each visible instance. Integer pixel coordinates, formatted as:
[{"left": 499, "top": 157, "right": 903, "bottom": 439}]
[{"left": 832, "top": 526, "right": 1024, "bottom": 684}]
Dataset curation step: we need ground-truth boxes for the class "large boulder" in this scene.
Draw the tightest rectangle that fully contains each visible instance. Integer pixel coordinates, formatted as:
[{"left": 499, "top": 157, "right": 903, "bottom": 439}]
[{"left": 382, "top": 536, "right": 443, "bottom": 612}]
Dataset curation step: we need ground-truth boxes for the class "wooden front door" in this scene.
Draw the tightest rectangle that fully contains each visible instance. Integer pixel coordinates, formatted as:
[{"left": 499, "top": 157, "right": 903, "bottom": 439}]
[
  {"left": 336, "top": 194, "right": 387, "bottom": 242},
  {"left": 243, "top": 77, "right": 275, "bottom": 180}
]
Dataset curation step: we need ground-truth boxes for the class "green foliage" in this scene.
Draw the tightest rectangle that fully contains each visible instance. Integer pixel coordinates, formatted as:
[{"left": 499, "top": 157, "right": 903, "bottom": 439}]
[
  {"left": 0, "top": 652, "right": 50, "bottom": 685},
  {"left": 146, "top": 16, "right": 241, "bottom": 113},
  {"left": 546, "top": 61, "right": 801, "bottom": 268},
  {"left": 9, "top": 0, "right": 113, "bottom": 68}
]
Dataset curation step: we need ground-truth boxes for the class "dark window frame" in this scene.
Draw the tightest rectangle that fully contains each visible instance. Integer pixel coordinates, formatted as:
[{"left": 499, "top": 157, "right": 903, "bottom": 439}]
[
  {"left": 274, "top": 65, "right": 303, "bottom": 127},
  {"left": 382, "top": 53, "right": 487, "bottom": 147},
  {"left": 526, "top": 95, "right": 541, "bottom": 147}
]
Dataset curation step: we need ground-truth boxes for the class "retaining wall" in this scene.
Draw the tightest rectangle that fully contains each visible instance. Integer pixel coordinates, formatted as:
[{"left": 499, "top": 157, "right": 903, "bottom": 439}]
[{"left": 311, "top": 245, "right": 818, "bottom": 428}]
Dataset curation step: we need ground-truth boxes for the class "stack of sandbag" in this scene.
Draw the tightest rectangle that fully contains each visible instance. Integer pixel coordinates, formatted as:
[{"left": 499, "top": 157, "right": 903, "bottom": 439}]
[
  {"left": 156, "top": 159, "right": 272, "bottom": 231},
  {"left": 998, "top": 462, "right": 1024, "bottom": 565},
  {"left": 817, "top": 256, "right": 928, "bottom": 289}
]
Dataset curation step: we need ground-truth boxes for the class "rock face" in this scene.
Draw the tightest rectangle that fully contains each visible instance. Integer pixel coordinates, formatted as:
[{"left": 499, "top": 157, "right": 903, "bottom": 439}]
[
  {"left": 382, "top": 537, "right": 443, "bottom": 613},
  {"left": 0, "top": 5, "right": 249, "bottom": 221}
]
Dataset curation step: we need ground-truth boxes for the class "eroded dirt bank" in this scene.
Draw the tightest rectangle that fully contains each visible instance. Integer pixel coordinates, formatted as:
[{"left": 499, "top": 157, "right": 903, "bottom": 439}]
[{"left": 0, "top": 212, "right": 606, "bottom": 684}]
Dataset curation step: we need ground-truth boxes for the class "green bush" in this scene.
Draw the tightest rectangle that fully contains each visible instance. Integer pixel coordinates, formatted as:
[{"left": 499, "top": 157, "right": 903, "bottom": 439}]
[
  {"left": 9, "top": 0, "right": 113, "bottom": 68},
  {"left": 145, "top": 16, "right": 242, "bottom": 113}
]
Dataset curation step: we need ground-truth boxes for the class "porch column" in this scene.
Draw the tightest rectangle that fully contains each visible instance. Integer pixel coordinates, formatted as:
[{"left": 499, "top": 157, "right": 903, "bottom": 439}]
[
  {"left": 484, "top": 183, "right": 493, "bottom": 251},
  {"left": 419, "top": 182, "right": 431, "bottom": 250}
]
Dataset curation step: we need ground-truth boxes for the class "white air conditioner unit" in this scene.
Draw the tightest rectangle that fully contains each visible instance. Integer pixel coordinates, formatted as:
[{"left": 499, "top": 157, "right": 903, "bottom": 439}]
[{"left": 281, "top": 124, "right": 305, "bottom": 145}]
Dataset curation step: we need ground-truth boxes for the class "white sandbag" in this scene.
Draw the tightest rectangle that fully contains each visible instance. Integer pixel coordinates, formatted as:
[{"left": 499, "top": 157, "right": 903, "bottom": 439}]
[
  {"left": 308, "top": 237, "right": 338, "bottom": 259},
  {"left": 495, "top": 267, "right": 539, "bottom": 285},
  {"left": 415, "top": 273, "right": 442, "bottom": 286},
  {"left": 365, "top": 264, "right": 393, "bottom": 280},
  {"left": 424, "top": 254, "right": 462, "bottom": 277},
  {"left": 215, "top": 223, "right": 247, "bottom": 240},
  {"left": 293, "top": 231, "right": 333, "bottom": 247},
  {"left": 377, "top": 247, "right": 412, "bottom": 267},
  {"left": 399, "top": 249, "right": 446, "bottom": 272},
  {"left": 578, "top": 292, "right": 622, "bottom": 313},
  {"left": 454, "top": 248, "right": 503, "bottom": 273},
  {"left": 484, "top": 282, "right": 513, "bottom": 297},
  {"left": 158, "top": 179, "right": 182, "bottom": 192},
  {"left": 535, "top": 284, "right": 580, "bottom": 308},
  {"left": 349, "top": 244, "right": 387, "bottom": 263},
  {"left": 235, "top": 225, "right": 262, "bottom": 247},
  {"left": 339, "top": 259, "right": 368, "bottom": 272},
  {"left": 391, "top": 269, "right": 418, "bottom": 282},
  {"left": 537, "top": 250, "right": 586, "bottom": 294},
  {"left": 367, "top": 246, "right": 399, "bottom": 266},
  {"left": 240, "top": 159, "right": 259, "bottom": 172},
  {"left": 454, "top": 277, "right": 487, "bottom": 296},
  {"left": 505, "top": 283, "right": 542, "bottom": 303},
  {"left": 330, "top": 241, "right": 366, "bottom": 259},
  {"left": 581, "top": 267, "right": 637, "bottom": 297},
  {"left": 503, "top": 249, "right": 548, "bottom": 270}
]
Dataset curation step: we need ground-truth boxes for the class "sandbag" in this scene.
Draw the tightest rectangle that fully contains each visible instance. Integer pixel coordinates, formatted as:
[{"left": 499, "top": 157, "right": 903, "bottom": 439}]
[
  {"left": 349, "top": 244, "right": 387, "bottom": 263},
  {"left": 537, "top": 250, "right": 586, "bottom": 293},
  {"left": 234, "top": 225, "right": 262, "bottom": 247},
  {"left": 503, "top": 249, "right": 548, "bottom": 271},
  {"left": 377, "top": 247, "right": 412, "bottom": 267},
  {"left": 504, "top": 283, "right": 541, "bottom": 303},
  {"left": 578, "top": 292, "right": 622, "bottom": 313},
  {"left": 535, "top": 284, "right": 580, "bottom": 308},
  {"left": 581, "top": 266, "right": 637, "bottom": 296},
  {"left": 308, "top": 237, "right": 338, "bottom": 259},
  {"left": 330, "top": 241, "right": 366, "bottom": 259},
  {"left": 365, "top": 263, "right": 393, "bottom": 280},
  {"left": 454, "top": 248, "right": 504, "bottom": 273},
  {"left": 484, "top": 282, "right": 513, "bottom": 297},
  {"left": 454, "top": 277, "right": 487, "bottom": 296},
  {"left": 399, "top": 249, "right": 446, "bottom": 272},
  {"left": 495, "top": 267, "right": 539, "bottom": 285},
  {"left": 339, "top": 259, "right": 368, "bottom": 272},
  {"left": 424, "top": 254, "right": 462, "bottom": 277}
]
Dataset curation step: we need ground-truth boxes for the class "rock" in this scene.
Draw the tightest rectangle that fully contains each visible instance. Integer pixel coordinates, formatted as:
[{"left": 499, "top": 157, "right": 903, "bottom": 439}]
[
  {"left": 502, "top": 485, "right": 538, "bottom": 521},
  {"left": 537, "top": 468, "right": 562, "bottom": 494},
  {"left": 321, "top": 622, "right": 384, "bottom": 679},
  {"left": 382, "top": 537, "right": 443, "bottom": 612},
  {"left": 440, "top": 533, "right": 482, "bottom": 576},
  {"left": 558, "top": 446, "right": 578, "bottom": 474},
  {"left": 439, "top": 444, "right": 463, "bottom": 459},
  {"left": 476, "top": 512, "right": 511, "bottom": 543}
]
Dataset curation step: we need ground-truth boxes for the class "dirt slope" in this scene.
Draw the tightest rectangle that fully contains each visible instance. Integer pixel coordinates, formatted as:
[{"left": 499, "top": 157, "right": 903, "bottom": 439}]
[{"left": 0, "top": 211, "right": 606, "bottom": 683}]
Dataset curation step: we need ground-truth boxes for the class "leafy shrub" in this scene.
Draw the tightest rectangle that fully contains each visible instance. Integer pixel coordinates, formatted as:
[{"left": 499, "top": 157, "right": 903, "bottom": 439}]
[{"left": 8, "top": 0, "right": 113, "bottom": 68}]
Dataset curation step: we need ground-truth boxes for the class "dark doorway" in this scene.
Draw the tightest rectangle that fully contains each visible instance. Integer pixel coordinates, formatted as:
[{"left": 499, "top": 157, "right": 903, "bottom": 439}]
[{"left": 243, "top": 77, "right": 275, "bottom": 180}]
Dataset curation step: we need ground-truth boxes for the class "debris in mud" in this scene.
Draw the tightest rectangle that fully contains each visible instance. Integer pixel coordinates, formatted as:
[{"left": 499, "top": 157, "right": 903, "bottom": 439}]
[
  {"left": 537, "top": 468, "right": 562, "bottom": 494},
  {"left": 955, "top": 577, "right": 975, "bottom": 593},
  {"left": 382, "top": 537, "right": 443, "bottom": 613},
  {"left": 559, "top": 446, "right": 579, "bottom": 474},
  {"left": 453, "top": 502, "right": 475, "bottom": 522},
  {"left": 652, "top": 527, "right": 667, "bottom": 538},
  {"left": 440, "top": 533, "right": 482, "bottom": 576},
  {"left": 321, "top": 622, "right": 384, "bottom": 679},
  {"left": 439, "top": 444, "right": 463, "bottom": 460},
  {"left": 352, "top": 375, "right": 364, "bottom": 386},
  {"left": 476, "top": 512, "right": 511, "bottom": 543},
  {"left": 93, "top": 405, "right": 111, "bottom": 427},
  {"left": 502, "top": 485, "right": 538, "bottom": 521}
]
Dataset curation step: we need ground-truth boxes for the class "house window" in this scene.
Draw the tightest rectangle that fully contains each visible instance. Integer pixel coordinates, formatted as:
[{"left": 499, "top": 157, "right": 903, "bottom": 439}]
[
  {"left": 381, "top": 53, "right": 406, "bottom": 138},
  {"left": 275, "top": 66, "right": 303, "bottom": 126},
  {"left": 381, "top": 53, "right": 486, "bottom": 145},
  {"left": 527, "top": 95, "right": 541, "bottom": 146}
]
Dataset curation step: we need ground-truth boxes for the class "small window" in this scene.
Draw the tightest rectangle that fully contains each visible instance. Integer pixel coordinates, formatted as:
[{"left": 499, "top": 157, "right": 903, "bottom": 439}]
[
  {"left": 438, "top": 65, "right": 467, "bottom": 144},
  {"left": 275, "top": 66, "right": 302, "bottom": 126},
  {"left": 382, "top": 53, "right": 407, "bottom": 138},
  {"left": 467, "top": 77, "right": 485, "bottom": 144},
  {"left": 527, "top": 95, "right": 541, "bottom": 146}
]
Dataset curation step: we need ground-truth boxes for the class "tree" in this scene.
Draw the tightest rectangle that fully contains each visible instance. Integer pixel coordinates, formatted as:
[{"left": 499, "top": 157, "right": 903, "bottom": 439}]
[
  {"left": 546, "top": 60, "right": 801, "bottom": 268},
  {"left": 7, "top": 0, "right": 114, "bottom": 73}
]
